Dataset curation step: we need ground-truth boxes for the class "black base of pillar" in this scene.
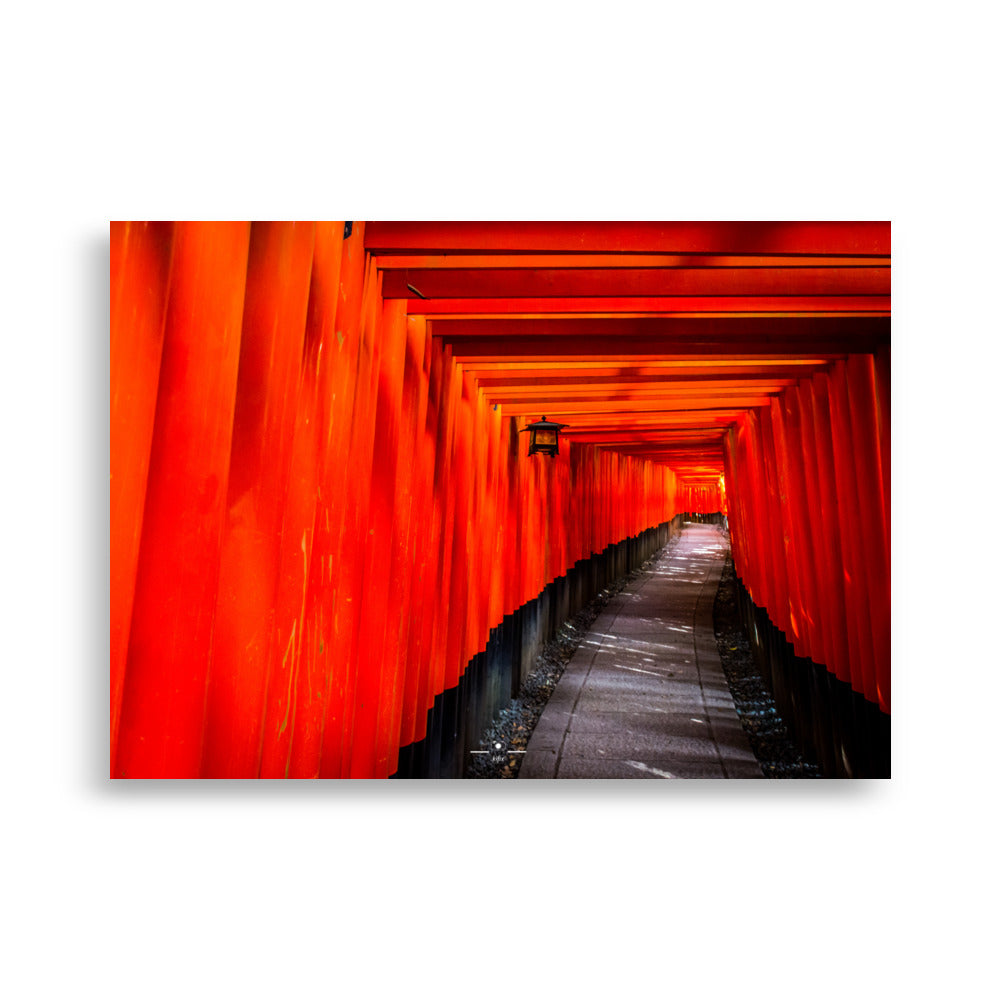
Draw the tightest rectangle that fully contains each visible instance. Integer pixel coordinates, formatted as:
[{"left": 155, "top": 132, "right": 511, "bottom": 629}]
[{"left": 733, "top": 574, "right": 890, "bottom": 778}]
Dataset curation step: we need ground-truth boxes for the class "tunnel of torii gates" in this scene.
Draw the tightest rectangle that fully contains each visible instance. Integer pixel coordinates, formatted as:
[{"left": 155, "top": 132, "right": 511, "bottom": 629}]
[{"left": 110, "top": 221, "right": 890, "bottom": 780}]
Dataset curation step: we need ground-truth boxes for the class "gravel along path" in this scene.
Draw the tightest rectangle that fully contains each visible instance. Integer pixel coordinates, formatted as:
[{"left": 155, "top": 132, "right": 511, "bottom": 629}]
[
  {"left": 712, "top": 555, "right": 822, "bottom": 778},
  {"left": 467, "top": 529, "right": 821, "bottom": 779}
]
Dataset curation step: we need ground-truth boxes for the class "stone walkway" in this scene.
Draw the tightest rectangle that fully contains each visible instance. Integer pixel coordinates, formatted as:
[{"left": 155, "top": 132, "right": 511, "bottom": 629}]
[{"left": 519, "top": 522, "right": 762, "bottom": 779}]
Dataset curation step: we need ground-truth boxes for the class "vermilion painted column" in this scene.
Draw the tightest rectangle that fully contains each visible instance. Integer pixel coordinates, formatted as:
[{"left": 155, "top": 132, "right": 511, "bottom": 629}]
[
  {"left": 828, "top": 358, "right": 874, "bottom": 699},
  {"left": 200, "top": 221, "right": 316, "bottom": 778},
  {"left": 745, "top": 411, "right": 771, "bottom": 612},
  {"left": 115, "top": 221, "right": 251, "bottom": 778},
  {"left": 808, "top": 372, "right": 851, "bottom": 683},
  {"left": 729, "top": 415, "right": 758, "bottom": 604},
  {"left": 792, "top": 385, "right": 828, "bottom": 662},
  {"left": 110, "top": 221, "right": 174, "bottom": 766},
  {"left": 505, "top": 415, "right": 525, "bottom": 617},
  {"left": 407, "top": 338, "right": 446, "bottom": 746},
  {"left": 253, "top": 249, "right": 333, "bottom": 780},
  {"left": 846, "top": 353, "right": 889, "bottom": 711},
  {"left": 795, "top": 383, "right": 832, "bottom": 669},
  {"left": 338, "top": 264, "right": 392, "bottom": 778},
  {"left": 355, "top": 296, "right": 409, "bottom": 778},
  {"left": 427, "top": 346, "right": 460, "bottom": 716},
  {"left": 722, "top": 427, "right": 743, "bottom": 575},
  {"left": 759, "top": 407, "right": 790, "bottom": 639},
  {"left": 385, "top": 315, "right": 430, "bottom": 775},
  {"left": 316, "top": 225, "right": 369, "bottom": 778},
  {"left": 486, "top": 405, "right": 506, "bottom": 630},
  {"left": 875, "top": 345, "right": 891, "bottom": 541},
  {"left": 874, "top": 344, "right": 891, "bottom": 710},
  {"left": 331, "top": 259, "right": 384, "bottom": 775},
  {"left": 444, "top": 376, "right": 474, "bottom": 687},
  {"left": 769, "top": 398, "right": 810, "bottom": 658},
  {"left": 464, "top": 376, "right": 488, "bottom": 666},
  {"left": 286, "top": 222, "right": 352, "bottom": 779}
]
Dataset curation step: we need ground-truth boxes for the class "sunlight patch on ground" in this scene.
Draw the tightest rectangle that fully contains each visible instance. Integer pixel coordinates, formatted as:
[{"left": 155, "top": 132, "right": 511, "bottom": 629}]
[
  {"left": 625, "top": 760, "right": 675, "bottom": 779},
  {"left": 612, "top": 663, "right": 669, "bottom": 677}
]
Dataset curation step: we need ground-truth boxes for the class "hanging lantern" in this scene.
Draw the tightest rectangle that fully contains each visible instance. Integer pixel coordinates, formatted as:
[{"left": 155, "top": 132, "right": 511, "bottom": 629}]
[{"left": 521, "top": 415, "right": 569, "bottom": 457}]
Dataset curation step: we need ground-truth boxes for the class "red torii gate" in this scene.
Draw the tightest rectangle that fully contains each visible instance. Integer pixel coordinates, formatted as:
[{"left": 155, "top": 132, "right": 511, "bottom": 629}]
[{"left": 110, "top": 221, "right": 889, "bottom": 778}]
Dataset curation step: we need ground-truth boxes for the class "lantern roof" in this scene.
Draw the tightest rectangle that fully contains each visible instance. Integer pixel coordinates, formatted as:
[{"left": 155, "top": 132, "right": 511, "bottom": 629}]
[{"left": 521, "top": 416, "right": 569, "bottom": 434}]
